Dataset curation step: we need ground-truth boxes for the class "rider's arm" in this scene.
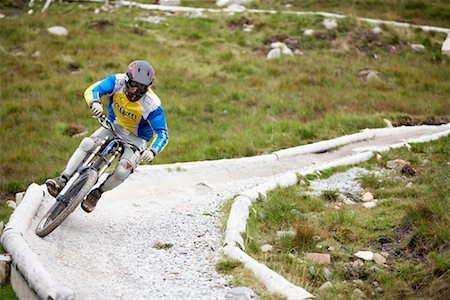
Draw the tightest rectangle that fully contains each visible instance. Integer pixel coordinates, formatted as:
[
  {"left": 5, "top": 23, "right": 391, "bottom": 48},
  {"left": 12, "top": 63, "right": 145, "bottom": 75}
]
[
  {"left": 147, "top": 107, "right": 169, "bottom": 155},
  {"left": 84, "top": 75, "right": 116, "bottom": 106}
]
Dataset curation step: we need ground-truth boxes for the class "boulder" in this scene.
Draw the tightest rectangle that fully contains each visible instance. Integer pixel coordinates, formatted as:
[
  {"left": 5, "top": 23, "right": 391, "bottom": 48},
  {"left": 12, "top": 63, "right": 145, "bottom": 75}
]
[
  {"left": 47, "top": 26, "right": 68, "bottom": 36},
  {"left": 354, "top": 251, "right": 374, "bottom": 261},
  {"left": 305, "top": 253, "right": 331, "bottom": 265}
]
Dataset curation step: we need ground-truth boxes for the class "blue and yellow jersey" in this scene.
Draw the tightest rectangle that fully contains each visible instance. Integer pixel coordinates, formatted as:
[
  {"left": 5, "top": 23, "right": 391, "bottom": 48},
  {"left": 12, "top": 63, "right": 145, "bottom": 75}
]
[{"left": 84, "top": 74, "right": 169, "bottom": 154}]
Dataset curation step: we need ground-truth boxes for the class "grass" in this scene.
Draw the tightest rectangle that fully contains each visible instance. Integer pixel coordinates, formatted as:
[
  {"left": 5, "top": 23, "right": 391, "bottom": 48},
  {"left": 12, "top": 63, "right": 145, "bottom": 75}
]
[{"left": 229, "top": 135, "right": 449, "bottom": 299}]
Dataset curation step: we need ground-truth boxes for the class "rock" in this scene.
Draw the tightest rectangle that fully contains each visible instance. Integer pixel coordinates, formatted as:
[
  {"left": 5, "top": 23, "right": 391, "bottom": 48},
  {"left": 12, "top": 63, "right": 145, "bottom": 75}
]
[
  {"left": 361, "top": 192, "right": 374, "bottom": 202},
  {"left": 266, "top": 48, "right": 281, "bottom": 59},
  {"left": 362, "top": 201, "right": 377, "bottom": 208},
  {"left": 358, "top": 69, "right": 381, "bottom": 81},
  {"left": 323, "top": 18, "right": 338, "bottom": 30},
  {"left": 138, "top": 16, "right": 165, "bottom": 24},
  {"left": 353, "top": 279, "right": 364, "bottom": 285},
  {"left": 276, "top": 230, "right": 295, "bottom": 237},
  {"left": 225, "top": 4, "right": 247, "bottom": 13},
  {"left": 375, "top": 287, "right": 384, "bottom": 293},
  {"left": 309, "top": 266, "right": 315, "bottom": 275},
  {"left": 372, "top": 27, "right": 382, "bottom": 34},
  {"left": 380, "top": 251, "right": 389, "bottom": 258},
  {"left": 323, "top": 267, "right": 332, "bottom": 280},
  {"left": 376, "top": 154, "right": 382, "bottom": 161},
  {"left": 260, "top": 244, "right": 273, "bottom": 253},
  {"left": 294, "top": 49, "right": 303, "bottom": 55},
  {"left": 442, "top": 33, "right": 450, "bottom": 56},
  {"left": 386, "top": 159, "right": 409, "bottom": 170},
  {"left": 6, "top": 200, "right": 16, "bottom": 209},
  {"left": 383, "top": 118, "right": 393, "bottom": 128},
  {"left": 351, "top": 259, "right": 364, "bottom": 268},
  {"left": 339, "top": 194, "right": 356, "bottom": 205},
  {"left": 242, "top": 24, "right": 253, "bottom": 32},
  {"left": 15, "top": 192, "right": 25, "bottom": 205},
  {"left": 216, "top": 0, "right": 252, "bottom": 7},
  {"left": 367, "top": 71, "right": 380, "bottom": 81},
  {"left": 327, "top": 246, "right": 335, "bottom": 252},
  {"left": 226, "top": 287, "right": 257, "bottom": 299},
  {"left": 353, "top": 288, "right": 366, "bottom": 299},
  {"left": 373, "top": 253, "right": 386, "bottom": 265},
  {"left": 401, "top": 164, "right": 416, "bottom": 176},
  {"left": 27, "top": 9, "right": 33, "bottom": 15},
  {"left": 31, "top": 51, "right": 41, "bottom": 58},
  {"left": 304, "top": 29, "right": 315, "bottom": 36},
  {"left": 0, "top": 13, "right": 5, "bottom": 19},
  {"left": 186, "top": 10, "right": 204, "bottom": 18},
  {"left": 354, "top": 251, "right": 374, "bottom": 261},
  {"left": 305, "top": 253, "right": 331, "bottom": 265},
  {"left": 160, "top": 0, "right": 180, "bottom": 5},
  {"left": 319, "top": 281, "right": 332, "bottom": 290},
  {"left": 48, "top": 26, "right": 68, "bottom": 36},
  {"left": 411, "top": 44, "right": 425, "bottom": 52}
]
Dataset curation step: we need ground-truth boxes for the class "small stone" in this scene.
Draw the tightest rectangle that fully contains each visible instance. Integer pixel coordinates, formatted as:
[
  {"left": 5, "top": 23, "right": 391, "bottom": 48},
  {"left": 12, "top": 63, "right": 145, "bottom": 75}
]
[
  {"left": 304, "top": 29, "right": 314, "bottom": 36},
  {"left": 401, "top": 164, "right": 416, "bottom": 176},
  {"left": 386, "top": 159, "right": 409, "bottom": 170},
  {"left": 327, "top": 246, "right": 335, "bottom": 252},
  {"left": 372, "top": 27, "right": 382, "bottom": 34},
  {"left": 383, "top": 119, "right": 393, "bottom": 128},
  {"left": 411, "top": 44, "right": 425, "bottom": 52},
  {"left": 353, "top": 288, "right": 366, "bottom": 299},
  {"left": 27, "top": 9, "right": 33, "bottom": 15},
  {"left": 354, "top": 251, "right": 374, "bottom": 261},
  {"left": 375, "top": 287, "right": 384, "bottom": 293},
  {"left": 361, "top": 192, "right": 374, "bottom": 202},
  {"left": 0, "top": 13, "right": 5, "bottom": 19},
  {"left": 373, "top": 253, "right": 386, "bottom": 265},
  {"left": 31, "top": 51, "right": 41, "bottom": 58},
  {"left": 323, "top": 18, "right": 338, "bottom": 30},
  {"left": 323, "top": 267, "right": 332, "bottom": 280},
  {"left": 226, "top": 287, "right": 256, "bottom": 300},
  {"left": 6, "top": 201, "right": 16, "bottom": 209},
  {"left": 366, "top": 71, "right": 379, "bottom": 81},
  {"left": 260, "top": 244, "right": 273, "bottom": 253},
  {"left": 372, "top": 281, "right": 379, "bottom": 287},
  {"left": 380, "top": 251, "right": 389, "bottom": 258},
  {"left": 47, "top": 26, "right": 69, "bottom": 36},
  {"left": 406, "top": 182, "right": 413, "bottom": 188},
  {"left": 267, "top": 48, "right": 281, "bottom": 59},
  {"left": 353, "top": 279, "right": 364, "bottom": 285},
  {"left": 309, "top": 266, "right": 315, "bottom": 275},
  {"left": 305, "top": 253, "right": 331, "bottom": 265},
  {"left": 319, "top": 281, "right": 332, "bottom": 290},
  {"left": 352, "top": 259, "right": 364, "bottom": 268},
  {"left": 376, "top": 154, "right": 382, "bottom": 161},
  {"left": 362, "top": 201, "right": 377, "bottom": 208}
]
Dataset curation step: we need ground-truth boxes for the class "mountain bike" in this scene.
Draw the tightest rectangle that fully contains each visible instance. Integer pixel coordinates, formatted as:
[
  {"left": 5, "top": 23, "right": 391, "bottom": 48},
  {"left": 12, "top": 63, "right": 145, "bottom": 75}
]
[{"left": 36, "top": 116, "right": 140, "bottom": 237}]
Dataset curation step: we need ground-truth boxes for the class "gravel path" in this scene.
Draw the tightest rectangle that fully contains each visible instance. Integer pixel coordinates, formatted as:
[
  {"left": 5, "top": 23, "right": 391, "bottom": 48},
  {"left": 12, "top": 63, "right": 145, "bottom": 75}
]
[{"left": 23, "top": 125, "right": 448, "bottom": 299}]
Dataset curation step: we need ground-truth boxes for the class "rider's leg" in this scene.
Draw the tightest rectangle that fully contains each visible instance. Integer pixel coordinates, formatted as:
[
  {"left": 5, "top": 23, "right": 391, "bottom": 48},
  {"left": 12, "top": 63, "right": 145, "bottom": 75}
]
[
  {"left": 46, "top": 127, "right": 111, "bottom": 197},
  {"left": 81, "top": 147, "right": 140, "bottom": 213}
]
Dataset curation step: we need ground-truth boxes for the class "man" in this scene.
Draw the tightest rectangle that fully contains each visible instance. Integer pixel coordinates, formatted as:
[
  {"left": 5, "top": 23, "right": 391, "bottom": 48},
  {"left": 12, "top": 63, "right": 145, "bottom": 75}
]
[{"left": 46, "top": 60, "right": 169, "bottom": 213}]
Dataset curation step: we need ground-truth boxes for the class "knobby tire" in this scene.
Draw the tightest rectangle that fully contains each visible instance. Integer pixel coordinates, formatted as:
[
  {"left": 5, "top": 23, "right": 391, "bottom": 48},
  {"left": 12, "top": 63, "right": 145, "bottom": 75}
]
[{"left": 35, "top": 169, "right": 98, "bottom": 237}]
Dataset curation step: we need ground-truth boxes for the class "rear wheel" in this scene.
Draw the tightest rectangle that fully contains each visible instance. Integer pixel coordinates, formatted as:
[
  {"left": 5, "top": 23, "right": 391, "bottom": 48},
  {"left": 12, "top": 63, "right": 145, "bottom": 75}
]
[{"left": 36, "top": 169, "right": 98, "bottom": 237}]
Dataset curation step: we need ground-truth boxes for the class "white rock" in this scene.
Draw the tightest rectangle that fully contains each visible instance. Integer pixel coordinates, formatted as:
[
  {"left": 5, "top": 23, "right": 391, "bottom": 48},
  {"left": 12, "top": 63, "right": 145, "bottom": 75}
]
[
  {"left": 323, "top": 18, "right": 338, "bottom": 30},
  {"left": 186, "top": 10, "right": 204, "bottom": 18},
  {"left": 319, "top": 281, "right": 332, "bottom": 290},
  {"left": 372, "top": 27, "right": 382, "bottom": 34},
  {"left": 260, "top": 244, "right": 273, "bottom": 252},
  {"left": 406, "top": 182, "right": 413, "bottom": 188},
  {"left": 323, "top": 267, "right": 332, "bottom": 280},
  {"left": 0, "top": 13, "right": 5, "bottom": 19},
  {"left": 351, "top": 259, "right": 364, "bottom": 268},
  {"left": 361, "top": 192, "right": 374, "bottom": 202},
  {"left": 304, "top": 29, "right": 315, "bottom": 36},
  {"left": 31, "top": 51, "right": 41, "bottom": 58},
  {"left": 366, "top": 71, "right": 380, "bottom": 81},
  {"left": 48, "top": 26, "right": 69, "bottom": 36},
  {"left": 362, "top": 201, "right": 377, "bottom": 208},
  {"left": 282, "top": 46, "right": 293, "bottom": 56},
  {"left": 160, "top": 0, "right": 181, "bottom": 5},
  {"left": 6, "top": 200, "right": 16, "bottom": 209},
  {"left": 354, "top": 250, "right": 374, "bottom": 261},
  {"left": 373, "top": 253, "right": 387, "bottom": 265},
  {"left": 383, "top": 118, "right": 393, "bottom": 128},
  {"left": 227, "top": 287, "right": 256, "bottom": 299},
  {"left": 386, "top": 159, "right": 409, "bottom": 169},
  {"left": 270, "top": 42, "right": 286, "bottom": 49},
  {"left": 294, "top": 49, "right": 304, "bottom": 55},
  {"left": 442, "top": 33, "right": 450, "bottom": 56},
  {"left": 225, "top": 4, "right": 246, "bottom": 12},
  {"left": 267, "top": 48, "right": 281, "bottom": 59},
  {"left": 411, "top": 44, "right": 425, "bottom": 52},
  {"left": 376, "top": 154, "right": 382, "bottom": 161},
  {"left": 27, "top": 9, "right": 33, "bottom": 15},
  {"left": 138, "top": 16, "right": 166, "bottom": 24},
  {"left": 380, "top": 251, "right": 389, "bottom": 258},
  {"left": 94, "top": 8, "right": 100, "bottom": 14},
  {"left": 353, "top": 288, "right": 366, "bottom": 299},
  {"left": 216, "top": 0, "right": 252, "bottom": 7},
  {"left": 242, "top": 25, "right": 253, "bottom": 32}
]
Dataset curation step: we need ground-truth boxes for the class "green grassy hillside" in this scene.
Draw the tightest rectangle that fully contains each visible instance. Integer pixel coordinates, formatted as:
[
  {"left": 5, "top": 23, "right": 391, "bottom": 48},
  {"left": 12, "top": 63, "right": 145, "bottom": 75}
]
[{"left": 1, "top": 2, "right": 448, "bottom": 194}]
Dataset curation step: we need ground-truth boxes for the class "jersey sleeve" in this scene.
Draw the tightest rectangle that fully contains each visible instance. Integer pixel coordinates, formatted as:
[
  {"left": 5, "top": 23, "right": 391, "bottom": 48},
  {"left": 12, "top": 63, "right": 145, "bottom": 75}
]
[
  {"left": 84, "top": 75, "right": 116, "bottom": 106},
  {"left": 147, "top": 106, "right": 169, "bottom": 154}
]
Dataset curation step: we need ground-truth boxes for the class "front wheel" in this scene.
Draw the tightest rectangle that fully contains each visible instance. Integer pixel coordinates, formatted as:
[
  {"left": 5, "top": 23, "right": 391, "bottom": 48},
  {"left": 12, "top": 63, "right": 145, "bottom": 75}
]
[{"left": 36, "top": 169, "right": 98, "bottom": 237}]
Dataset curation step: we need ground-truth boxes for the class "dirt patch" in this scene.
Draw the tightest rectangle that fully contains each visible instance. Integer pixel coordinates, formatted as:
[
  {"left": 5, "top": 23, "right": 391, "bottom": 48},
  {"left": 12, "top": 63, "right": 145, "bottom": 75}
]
[
  {"left": 64, "top": 123, "right": 87, "bottom": 137},
  {"left": 227, "top": 16, "right": 254, "bottom": 30},
  {"left": 0, "top": 192, "right": 15, "bottom": 203},
  {"left": 393, "top": 116, "right": 450, "bottom": 126},
  {"left": 255, "top": 33, "right": 301, "bottom": 56},
  {"left": 89, "top": 20, "right": 114, "bottom": 31},
  {"left": 66, "top": 63, "right": 80, "bottom": 74}
]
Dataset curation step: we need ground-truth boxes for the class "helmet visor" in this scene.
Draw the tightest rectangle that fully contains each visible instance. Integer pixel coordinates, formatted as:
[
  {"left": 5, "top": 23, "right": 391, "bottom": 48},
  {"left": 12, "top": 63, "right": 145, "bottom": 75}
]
[{"left": 125, "top": 79, "right": 149, "bottom": 101}]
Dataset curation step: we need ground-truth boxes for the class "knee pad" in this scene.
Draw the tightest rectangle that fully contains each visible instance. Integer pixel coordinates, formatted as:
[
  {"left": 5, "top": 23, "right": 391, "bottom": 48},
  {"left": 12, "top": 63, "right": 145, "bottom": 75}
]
[
  {"left": 79, "top": 137, "right": 97, "bottom": 152},
  {"left": 114, "top": 159, "right": 135, "bottom": 180}
]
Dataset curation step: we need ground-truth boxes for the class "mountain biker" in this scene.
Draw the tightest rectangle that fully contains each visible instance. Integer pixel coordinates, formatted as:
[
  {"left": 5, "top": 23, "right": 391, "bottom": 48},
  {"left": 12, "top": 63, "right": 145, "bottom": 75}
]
[{"left": 45, "top": 60, "right": 169, "bottom": 213}]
